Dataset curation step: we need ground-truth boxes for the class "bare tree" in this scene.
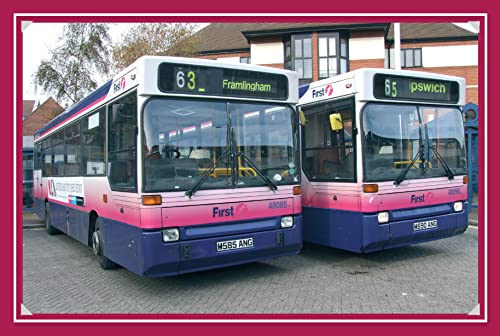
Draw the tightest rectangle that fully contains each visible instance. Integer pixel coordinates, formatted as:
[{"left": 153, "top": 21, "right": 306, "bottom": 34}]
[
  {"left": 34, "top": 23, "right": 112, "bottom": 106},
  {"left": 112, "top": 23, "right": 201, "bottom": 71}
]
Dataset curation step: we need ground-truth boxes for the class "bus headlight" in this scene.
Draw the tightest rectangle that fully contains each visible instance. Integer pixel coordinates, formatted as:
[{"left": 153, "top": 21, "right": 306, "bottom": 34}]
[
  {"left": 454, "top": 202, "right": 463, "bottom": 212},
  {"left": 162, "top": 228, "right": 179, "bottom": 242},
  {"left": 378, "top": 212, "right": 389, "bottom": 224},
  {"left": 280, "top": 216, "right": 294, "bottom": 228}
]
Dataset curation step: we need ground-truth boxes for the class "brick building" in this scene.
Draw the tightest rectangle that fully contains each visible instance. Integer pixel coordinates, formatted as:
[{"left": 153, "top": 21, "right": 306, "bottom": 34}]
[
  {"left": 195, "top": 22, "right": 478, "bottom": 104},
  {"left": 23, "top": 97, "right": 64, "bottom": 137},
  {"left": 22, "top": 96, "right": 64, "bottom": 180},
  {"left": 23, "top": 100, "right": 36, "bottom": 120},
  {"left": 22, "top": 97, "right": 64, "bottom": 208}
]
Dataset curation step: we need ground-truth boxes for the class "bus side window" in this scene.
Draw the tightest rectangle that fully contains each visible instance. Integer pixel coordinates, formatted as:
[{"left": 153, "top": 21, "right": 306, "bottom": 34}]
[
  {"left": 82, "top": 108, "right": 106, "bottom": 175},
  {"left": 107, "top": 92, "right": 138, "bottom": 191},
  {"left": 41, "top": 139, "right": 52, "bottom": 176}
]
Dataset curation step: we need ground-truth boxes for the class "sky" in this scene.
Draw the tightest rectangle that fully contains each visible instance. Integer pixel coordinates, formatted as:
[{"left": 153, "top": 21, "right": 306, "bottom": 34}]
[
  {"left": 22, "top": 22, "right": 209, "bottom": 104},
  {"left": 23, "top": 23, "right": 63, "bottom": 101},
  {"left": 22, "top": 23, "right": 138, "bottom": 103}
]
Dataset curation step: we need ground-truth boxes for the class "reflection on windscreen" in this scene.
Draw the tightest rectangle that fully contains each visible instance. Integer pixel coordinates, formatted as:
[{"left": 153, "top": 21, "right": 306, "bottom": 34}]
[
  {"left": 142, "top": 98, "right": 298, "bottom": 192},
  {"left": 363, "top": 103, "right": 467, "bottom": 182}
]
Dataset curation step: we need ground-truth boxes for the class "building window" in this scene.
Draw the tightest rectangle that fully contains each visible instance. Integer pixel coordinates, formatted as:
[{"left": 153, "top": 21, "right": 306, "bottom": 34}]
[
  {"left": 318, "top": 33, "right": 337, "bottom": 78},
  {"left": 240, "top": 56, "right": 250, "bottom": 64},
  {"left": 401, "top": 48, "right": 422, "bottom": 68},
  {"left": 318, "top": 33, "right": 349, "bottom": 79},
  {"left": 292, "top": 34, "right": 313, "bottom": 86},
  {"left": 284, "top": 40, "right": 292, "bottom": 70},
  {"left": 285, "top": 33, "right": 348, "bottom": 84},
  {"left": 387, "top": 48, "right": 422, "bottom": 69},
  {"left": 340, "top": 37, "right": 349, "bottom": 73}
]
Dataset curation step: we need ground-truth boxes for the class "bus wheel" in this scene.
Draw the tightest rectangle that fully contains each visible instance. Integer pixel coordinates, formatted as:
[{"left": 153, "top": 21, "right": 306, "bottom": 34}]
[
  {"left": 45, "top": 203, "right": 58, "bottom": 235},
  {"left": 92, "top": 218, "right": 118, "bottom": 270}
]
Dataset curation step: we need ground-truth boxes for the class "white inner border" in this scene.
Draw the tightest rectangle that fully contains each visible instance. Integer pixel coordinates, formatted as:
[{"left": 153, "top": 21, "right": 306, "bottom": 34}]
[{"left": 14, "top": 12, "right": 488, "bottom": 323}]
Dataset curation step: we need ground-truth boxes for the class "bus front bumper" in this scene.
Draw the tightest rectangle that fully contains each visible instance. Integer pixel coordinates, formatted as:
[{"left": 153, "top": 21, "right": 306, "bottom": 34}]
[
  {"left": 139, "top": 216, "right": 302, "bottom": 277},
  {"left": 303, "top": 203, "right": 468, "bottom": 253},
  {"left": 362, "top": 204, "right": 469, "bottom": 253}
]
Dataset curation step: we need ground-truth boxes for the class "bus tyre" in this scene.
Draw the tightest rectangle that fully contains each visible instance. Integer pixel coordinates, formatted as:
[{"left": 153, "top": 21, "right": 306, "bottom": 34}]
[
  {"left": 45, "top": 203, "right": 58, "bottom": 235},
  {"left": 92, "top": 219, "right": 118, "bottom": 270}
]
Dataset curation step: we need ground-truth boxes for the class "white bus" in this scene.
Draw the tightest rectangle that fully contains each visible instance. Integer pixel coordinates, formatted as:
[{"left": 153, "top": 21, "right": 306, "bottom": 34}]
[
  {"left": 33, "top": 56, "right": 302, "bottom": 276},
  {"left": 298, "top": 68, "right": 468, "bottom": 252}
]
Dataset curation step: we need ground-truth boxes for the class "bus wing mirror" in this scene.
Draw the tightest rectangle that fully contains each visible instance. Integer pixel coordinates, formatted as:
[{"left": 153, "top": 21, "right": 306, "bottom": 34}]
[
  {"left": 298, "top": 108, "right": 306, "bottom": 126},
  {"left": 329, "top": 113, "right": 343, "bottom": 131},
  {"left": 111, "top": 103, "right": 132, "bottom": 124},
  {"left": 111, "top": 104, "right": 124, "bottom": 124}
]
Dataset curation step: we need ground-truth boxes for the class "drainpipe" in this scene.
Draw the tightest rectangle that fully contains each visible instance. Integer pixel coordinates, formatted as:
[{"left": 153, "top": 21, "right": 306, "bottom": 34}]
[{"left": 394, "top": 23, "right": 401, "bottom": 70}]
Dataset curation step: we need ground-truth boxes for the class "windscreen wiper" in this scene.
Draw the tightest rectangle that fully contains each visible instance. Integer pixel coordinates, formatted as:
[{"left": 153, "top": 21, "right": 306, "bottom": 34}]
[
  {"left": 237, "top": 151, "right": 278, "bottom": 192},
  {"left": 395, "top": 111, "right": 430, "bottom": 186},
  {"left": 229, "top": 127, "right": 277, "bottom": 192},
  {"left": 186, "top": 103, "right": 233, "bottom": 199},
  {"left": 229, "top": 127, "right": 238, "bottom": 188},
  {"left": 185, "top": 147, "right": 231, "bottom": 199},
  {"left": 423, "top": 123, "right": 454, "bottom": 180},
  {"left": 185, "top": 127, "right": 277, "bottom": 198},
  {"left": 394, "top": 148, "right": 425, "bottom": 186},
  {"left": 430, "top": 145, "right": 455, "bottom": 180}
]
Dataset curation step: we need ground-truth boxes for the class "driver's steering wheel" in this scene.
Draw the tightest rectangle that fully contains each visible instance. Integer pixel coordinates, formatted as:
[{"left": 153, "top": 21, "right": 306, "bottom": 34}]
[{"left": 164, "top": 148, "right": 181, "bottom": 159}]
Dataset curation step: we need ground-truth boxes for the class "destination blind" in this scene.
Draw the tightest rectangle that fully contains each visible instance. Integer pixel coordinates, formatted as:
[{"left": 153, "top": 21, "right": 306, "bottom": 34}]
[
  {"left": 158, "top": 62, "right": 288, "bottom": 100},
  {"left": 373, "top": 74, "right": 460, "bottom": 103}
]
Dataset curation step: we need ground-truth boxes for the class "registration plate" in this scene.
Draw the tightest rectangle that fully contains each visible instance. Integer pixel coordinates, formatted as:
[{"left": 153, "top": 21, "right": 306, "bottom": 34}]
[
  {"left": 413, "top": 219, "right": 438, "bottom": 231},
  {"left": 216, "top": 238, "right": 254, "bottom": 252}
]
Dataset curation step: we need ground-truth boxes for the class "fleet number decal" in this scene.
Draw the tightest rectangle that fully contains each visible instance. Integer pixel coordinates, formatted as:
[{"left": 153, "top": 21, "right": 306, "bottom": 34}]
[{"left": 269, "top": 201, "right": 288, "bottom": 209}]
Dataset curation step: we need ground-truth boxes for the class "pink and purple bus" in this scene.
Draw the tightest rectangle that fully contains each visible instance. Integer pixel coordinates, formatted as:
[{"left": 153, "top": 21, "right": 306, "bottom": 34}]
[
  {"left": 33, "top": 56, "right": 302, "bottom": 277},
  {"left": 298, "top": 69, "right": 468, "bottom": 252}
]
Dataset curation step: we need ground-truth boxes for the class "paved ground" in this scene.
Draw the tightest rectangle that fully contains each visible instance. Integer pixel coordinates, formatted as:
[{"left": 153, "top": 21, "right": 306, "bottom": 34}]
[{"left": 22, "top": 217, "right": 478, "bottom": 315}]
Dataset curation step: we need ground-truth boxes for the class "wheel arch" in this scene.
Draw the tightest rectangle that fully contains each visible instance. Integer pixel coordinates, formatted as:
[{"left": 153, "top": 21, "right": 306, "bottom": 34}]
[{"left": 88, "top": 210, "right": 99, "bottom": 246}]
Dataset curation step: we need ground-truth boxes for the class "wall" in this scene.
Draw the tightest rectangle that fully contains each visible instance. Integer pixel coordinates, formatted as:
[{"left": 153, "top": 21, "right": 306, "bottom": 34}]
[
  {"left": 349, "top": 32, "right": 385, "bottom": 72},
  {"left": 386, "top": 42, "right": 479, "bottom": 104},
  {"left": 250, "top": 40, "right": 284, "bottom": 65},
  {"left": 197, "top": 51, "right": 250, "bottom": 61},
  {"left": 23, "top": 98, "right": 64, "bottom": 136},
  {"left": 399, "top": 66, "right": 479, "bottom": 104},
  {"left": 195, "top": 31, "right": 478, "bottom": 104},
  {"left": 349, "top": 33, "right": 386, "bottom": 60},
  {"left": 350, "top": 59, "right": 385, "bottom": 71}
]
